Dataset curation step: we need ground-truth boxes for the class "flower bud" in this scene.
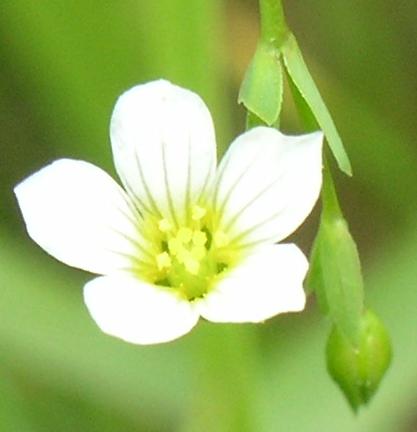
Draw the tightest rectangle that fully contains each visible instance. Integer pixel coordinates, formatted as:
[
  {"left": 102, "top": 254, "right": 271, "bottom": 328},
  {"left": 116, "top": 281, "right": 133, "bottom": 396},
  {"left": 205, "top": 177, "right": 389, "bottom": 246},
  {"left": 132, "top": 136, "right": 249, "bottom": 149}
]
[{"left": 326, "top": 309, "right": 392, "bottom": 411}]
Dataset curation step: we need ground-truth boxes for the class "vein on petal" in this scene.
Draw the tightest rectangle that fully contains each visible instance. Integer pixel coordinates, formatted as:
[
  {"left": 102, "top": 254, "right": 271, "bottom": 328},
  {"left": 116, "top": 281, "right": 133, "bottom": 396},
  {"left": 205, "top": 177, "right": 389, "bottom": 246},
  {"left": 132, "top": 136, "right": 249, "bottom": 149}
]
[
  {"left": 221, "top": 173, "right": 284, "bottom": 233},
  {"left": 196, "top": 158, "right": 215, "bottom": 207},
  {"left": 109, "top": 226, "right": 155, "bottom": 261},
  {"left": 226, "top": 206, "right": 285, "bottom": 247},
  {"left": 161, "top": 139, "right": 179, "bottom": 227},
  {"left": 213, "top": 145, "right": 265, "bottom": 228},
  {"left": 113, "top": 202, "right": 141, "bottom": 230},
  {"left": 121, "top": 177, "right": 154, "bottom": 216},
  {"left": 134, "top": 149, "right": 163, "bottom": 218},
  {"left": 184, "top": 136, "right": 192, "bottom": 225},
  {"left": 105, "top": 249, "right": 155, "bottom": 270},
  {"left": 211, "top": 151, "right": 233, "bottom": 213}
]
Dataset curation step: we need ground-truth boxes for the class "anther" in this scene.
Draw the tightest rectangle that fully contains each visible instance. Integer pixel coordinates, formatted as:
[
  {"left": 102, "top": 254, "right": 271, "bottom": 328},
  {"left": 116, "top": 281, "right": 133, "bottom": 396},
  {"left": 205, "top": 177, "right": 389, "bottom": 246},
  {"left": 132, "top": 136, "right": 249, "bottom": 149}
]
[
  {"left": 168, "top": 238, "right": 182, "bottom": 256},
  {"left": 177, "top": 227, "right": 193, "bottom": 243},
  {"left": 156, "top": 252, "right": 172, "bottom": 270},
  {"left": 191, "top": 245, "right": 206, "bottom": 260},
  {"left": 192, "top": 230, "right": 207, "bottom": 246},
  {"left": 158, "top": 218, "right": 173, "bottom": 233}
]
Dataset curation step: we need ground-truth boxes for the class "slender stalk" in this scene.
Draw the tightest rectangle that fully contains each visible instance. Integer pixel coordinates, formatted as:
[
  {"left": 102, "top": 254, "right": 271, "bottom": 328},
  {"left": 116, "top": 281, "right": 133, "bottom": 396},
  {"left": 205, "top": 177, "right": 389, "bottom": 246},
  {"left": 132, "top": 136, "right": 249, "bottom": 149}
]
[
  {"left": 322, "top": 156, "right": 343, "bottom": 219},
  {"left": 258, "top": 0, "right": 289, "bottom": 48},
  {"left": 183, "top": 325, "right": 260, "bottom": 432}
]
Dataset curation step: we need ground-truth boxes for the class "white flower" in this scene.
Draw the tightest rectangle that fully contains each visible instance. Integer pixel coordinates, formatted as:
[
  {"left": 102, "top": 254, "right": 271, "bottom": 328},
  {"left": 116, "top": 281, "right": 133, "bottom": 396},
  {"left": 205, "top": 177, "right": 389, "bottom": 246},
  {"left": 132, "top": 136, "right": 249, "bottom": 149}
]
[{"left": 14, "top": 80, "right": 323, "bottom": 345}]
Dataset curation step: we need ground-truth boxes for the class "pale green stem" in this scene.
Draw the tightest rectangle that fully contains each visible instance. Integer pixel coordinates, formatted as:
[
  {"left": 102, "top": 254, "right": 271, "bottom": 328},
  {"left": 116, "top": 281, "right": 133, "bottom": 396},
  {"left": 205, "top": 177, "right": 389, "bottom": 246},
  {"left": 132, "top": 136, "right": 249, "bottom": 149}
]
[
  {"left": 322, "top": 156, "right": 343, "bottom": 220},
  {"left": 182, "top": 325, "right": 260, "bottom": 432},
  {"left": 258, "top": 0, "right": 289, "bottom": 48}
]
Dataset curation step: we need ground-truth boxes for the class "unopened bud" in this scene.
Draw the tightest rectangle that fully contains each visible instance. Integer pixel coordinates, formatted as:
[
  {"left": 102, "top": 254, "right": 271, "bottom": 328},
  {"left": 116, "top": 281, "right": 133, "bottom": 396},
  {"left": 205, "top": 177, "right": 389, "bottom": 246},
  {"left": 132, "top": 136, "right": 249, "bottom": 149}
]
[{"left": 326, "top": 309, "right": 392, "bottom": 412}]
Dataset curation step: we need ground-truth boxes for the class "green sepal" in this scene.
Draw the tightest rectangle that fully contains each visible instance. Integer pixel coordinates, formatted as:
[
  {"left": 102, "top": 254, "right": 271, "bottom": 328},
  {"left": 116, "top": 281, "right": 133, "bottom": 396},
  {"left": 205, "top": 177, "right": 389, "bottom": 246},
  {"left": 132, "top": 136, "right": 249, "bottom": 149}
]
[
  {"left": 282, "top": 33, "right": 352, "bottom": 176},
  {"left": 246, "top": 111, "right": 267, "bottom": 130},
  {"left": 305, "top": 229, "right": 327, "bottom": 308},
  {"left": 307, "top": 159, "right": 364, "bottom": 345},
  {"left": 326, "top": 310, "right": 392, "bottom": 412},
  {"left": 286, "top": 69, "right": 319, "bottom": 132},
  {"left": 238, "top": 42, "right": 283, "bottom": 126},
  {"left": 309, "top": 214, "right": 365, "bottom": 345}
]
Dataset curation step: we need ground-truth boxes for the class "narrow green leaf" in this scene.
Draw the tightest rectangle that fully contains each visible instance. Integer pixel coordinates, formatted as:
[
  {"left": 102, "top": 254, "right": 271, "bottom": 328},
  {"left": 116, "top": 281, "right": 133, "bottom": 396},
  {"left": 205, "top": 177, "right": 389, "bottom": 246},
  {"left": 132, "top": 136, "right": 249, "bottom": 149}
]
[
  {"left": 282, "top": 34, "right": 352, "bottom": 176},
  {"left": 238, "top": 43, "right": 283, "bottom": 125},
  {"left": 286, "top": 69, "right": 319, "bottom": 132}
]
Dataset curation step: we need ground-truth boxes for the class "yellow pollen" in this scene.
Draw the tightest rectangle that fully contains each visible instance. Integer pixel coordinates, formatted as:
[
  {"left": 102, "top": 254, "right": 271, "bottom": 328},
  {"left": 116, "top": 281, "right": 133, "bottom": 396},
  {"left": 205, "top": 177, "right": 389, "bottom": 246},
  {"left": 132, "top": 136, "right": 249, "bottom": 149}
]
[
  {"left": 156, "top": 252, "right": 172, "bottom": 270},
  {"left": 192, "top": 205, "right": 207, "bottom": 221},
  {"left": 176, "top": 247, "right": 189, "bottom": 263},
  {"left": 214, "top": 230, "right": 229, "bottom": 247},
  {"left": 147, "top": 208, "right": 233, "bottom": 299},
  {"left": 192, "top": 230, "right": 207, "bottom": 246},
  {"left": 191, "top": 245, "right": 206, "bottom": 261},
  {"left": 177, "top": 227, "right": 193, "bottom": 243},
  {"left": 168, "top": 238, "right": 182, "bottom": 255},
  {"left": 158, "top": 218, "right": 173, "bottom": 233}
]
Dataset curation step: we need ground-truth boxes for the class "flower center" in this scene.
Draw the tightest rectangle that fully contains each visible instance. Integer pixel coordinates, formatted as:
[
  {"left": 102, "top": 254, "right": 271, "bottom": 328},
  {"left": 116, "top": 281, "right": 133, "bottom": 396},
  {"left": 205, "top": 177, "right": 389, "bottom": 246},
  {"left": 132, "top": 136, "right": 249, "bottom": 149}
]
[{"left": 149, "top": 205, "right": 231, "bottom": 300}]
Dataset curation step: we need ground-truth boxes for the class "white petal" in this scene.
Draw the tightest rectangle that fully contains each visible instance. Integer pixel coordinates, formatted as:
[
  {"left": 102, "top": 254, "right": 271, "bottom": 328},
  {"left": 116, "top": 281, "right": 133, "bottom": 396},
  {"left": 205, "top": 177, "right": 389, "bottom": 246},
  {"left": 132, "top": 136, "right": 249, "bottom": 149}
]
[
  {"left": 110, "top": 80, "right": 216, "bottom": 225},
  {"left": 15, "top": 159, "right": 146, "bottom": 275},
  {"left": 212, "top": 127, "right": 322, "bottom": 247},
  {"left": 198, "top": 244, "right": 307, "bottom": 323},
  {"left": 84, "top": 274, "right": 199, "bottom": 344}
]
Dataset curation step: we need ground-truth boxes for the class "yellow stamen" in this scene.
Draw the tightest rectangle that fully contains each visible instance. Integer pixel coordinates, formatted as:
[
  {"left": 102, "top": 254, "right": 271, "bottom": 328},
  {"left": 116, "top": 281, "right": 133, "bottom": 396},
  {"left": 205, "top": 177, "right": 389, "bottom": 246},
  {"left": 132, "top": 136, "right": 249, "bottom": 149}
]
[
  {"left": 168, "top": 238, "right": 182, "bottom": 255},
  {"left": 192, "top": 230, "right": 207, "bottom": 246},
  {"left": 191, "top": 245, "right": 206, "bottom": 261},
  {"left": 158, "top": 218, "right": 173, "bottom": 233},
  {"left": 176, "top": 247, "right": 189, "bottom": 264},
  {"left": 177, "top": 227, "right": 193, "bottom": 243},
  {"left": 156, "top": 252, "right": 172, "bottom": 270}
]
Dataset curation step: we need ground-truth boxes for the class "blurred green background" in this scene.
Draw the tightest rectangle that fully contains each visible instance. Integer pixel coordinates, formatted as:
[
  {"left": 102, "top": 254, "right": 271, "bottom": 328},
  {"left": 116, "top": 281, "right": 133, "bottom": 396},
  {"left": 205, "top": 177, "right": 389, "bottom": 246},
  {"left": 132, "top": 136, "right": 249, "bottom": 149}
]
[{"left": 1, "top": 1, "right": 417, "bottom": 430}]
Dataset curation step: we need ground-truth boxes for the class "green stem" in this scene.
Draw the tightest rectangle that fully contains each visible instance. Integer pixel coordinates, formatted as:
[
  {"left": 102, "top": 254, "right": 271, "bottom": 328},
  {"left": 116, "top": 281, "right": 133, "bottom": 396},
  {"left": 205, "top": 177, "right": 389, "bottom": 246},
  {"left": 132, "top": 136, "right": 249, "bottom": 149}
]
[
  {"left": 322, "top": 156, "right": 343, "bottom": 220},
  {"left": 183, "top": 325, "right": 260, "bottom": 432},
  {"left": 258, "top": 0, "right": 289, "bottom": 48}
]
